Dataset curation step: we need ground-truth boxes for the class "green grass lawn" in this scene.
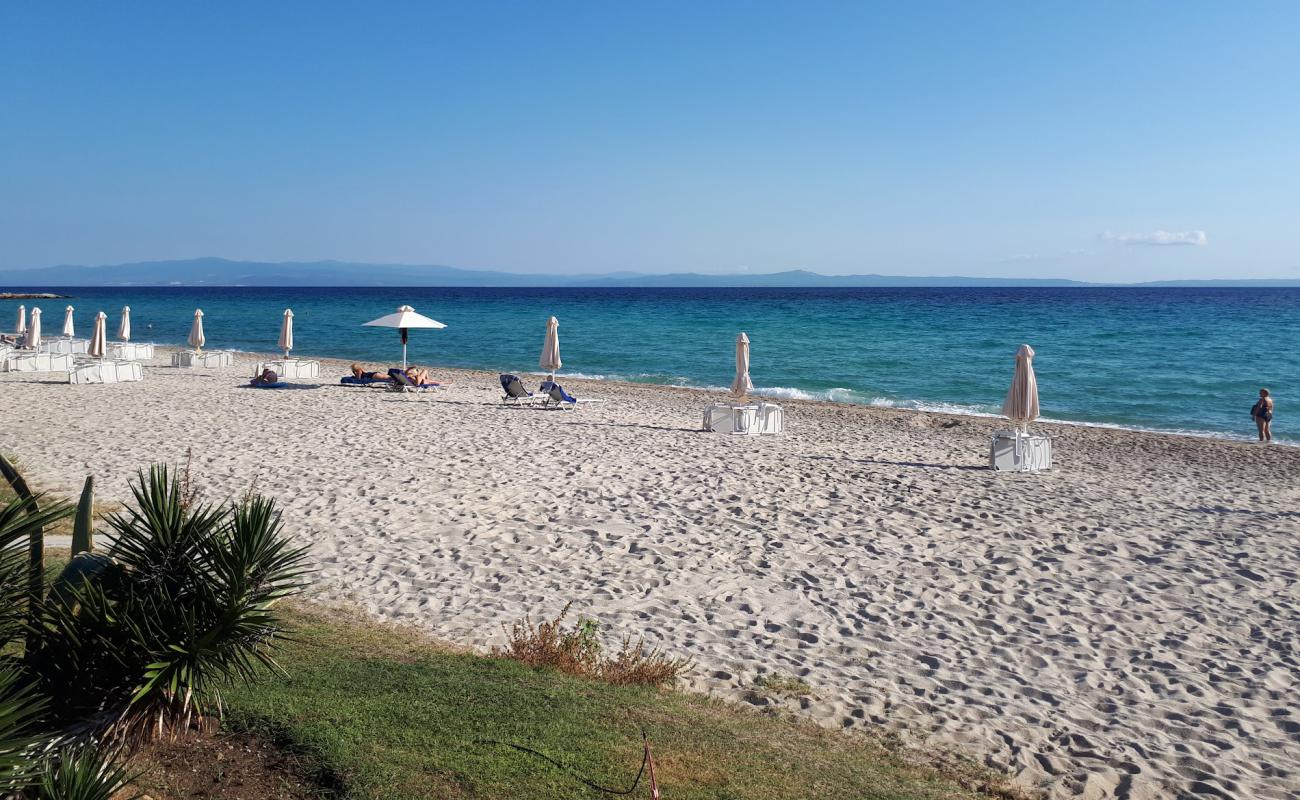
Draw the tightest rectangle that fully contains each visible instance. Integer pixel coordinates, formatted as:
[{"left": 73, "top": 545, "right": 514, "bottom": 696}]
[{"left": 216, "top": 604, "right": 1010, "bottom": 800}]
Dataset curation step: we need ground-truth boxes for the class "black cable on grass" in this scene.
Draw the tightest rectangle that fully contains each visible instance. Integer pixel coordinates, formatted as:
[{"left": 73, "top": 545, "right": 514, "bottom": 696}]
[{"left": 473, "top": 729, "right": 651, "bottom": 796}]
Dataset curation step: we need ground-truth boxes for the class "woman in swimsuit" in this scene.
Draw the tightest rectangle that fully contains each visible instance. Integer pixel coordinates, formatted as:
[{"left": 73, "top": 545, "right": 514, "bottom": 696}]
[
  {"left": 1251, "top": 388, "right": 1274, "bottom": 442},
  {"left": 350, "top": 363, "right": 386, "bottom": 381}
]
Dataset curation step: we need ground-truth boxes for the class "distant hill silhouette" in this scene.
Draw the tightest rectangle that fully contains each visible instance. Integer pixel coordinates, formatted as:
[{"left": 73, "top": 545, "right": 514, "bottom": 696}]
[{"left": 1, "top": 257, "right": 1296, "bottom": 288}]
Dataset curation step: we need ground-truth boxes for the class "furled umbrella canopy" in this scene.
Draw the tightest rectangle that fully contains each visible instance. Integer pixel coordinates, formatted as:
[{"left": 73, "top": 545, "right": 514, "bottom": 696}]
[
  {"left": 118, "top": 306, "right": 131, "bottom": 342},
  {"left": 88, "top": 311, "right": 108, "bottom": 360},
  {"left": 62, "top": 305, "right": 75, "bottom": 338},
  {"left": 363, "top": 305, "right": 445, "bottom": 371},
  {"left": 188, "top": 309, "right": 206, "bottom": 352},
  {"left": 16, "top": 305, "right": 26, "bottom": 335},
  {"left": 1001, "top": 344, "right": 1041, "bottom": 432},
  {"left": 278, "top": 309, "right": 294, "bottom": 358},
  {"left": 27, "top": 308, "right": 42, "bottom": 350},
  {"left": 540, "top": 316, "right": 561, "bottom": 377},
  {"left": 731, "top": 332, "right": 753, "bottom": 398}
]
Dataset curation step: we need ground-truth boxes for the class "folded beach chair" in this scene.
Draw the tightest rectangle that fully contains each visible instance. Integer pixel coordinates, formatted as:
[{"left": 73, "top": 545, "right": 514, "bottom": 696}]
[
  {"left": 386, "top": 368, "right": 441, "bottom": 393},
  {"left": 500, "top": 373, "right": 547, "bottom": 405},
  {"left": 539, "top": 380, "right": 605, "bottom": 410}
]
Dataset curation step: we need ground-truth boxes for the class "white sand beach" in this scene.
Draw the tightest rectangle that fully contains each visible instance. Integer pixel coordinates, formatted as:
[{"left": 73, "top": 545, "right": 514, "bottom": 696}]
[{"left": 4, "top": 349, "right": 1297, "bottom": 799}]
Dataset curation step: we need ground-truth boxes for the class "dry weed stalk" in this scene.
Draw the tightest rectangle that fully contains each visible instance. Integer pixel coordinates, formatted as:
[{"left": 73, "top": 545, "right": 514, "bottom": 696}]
[{"left": 497, "top": 602, "right": 692, "bottom": 688}]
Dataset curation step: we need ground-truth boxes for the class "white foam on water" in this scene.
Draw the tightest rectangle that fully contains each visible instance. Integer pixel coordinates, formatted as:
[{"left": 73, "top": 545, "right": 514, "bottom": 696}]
[
  {"left": 526, "top": 370, "right": 610, "bottom": 381},
  {"left": 751, "top": 386, "right": 860, "bottom": 402}
]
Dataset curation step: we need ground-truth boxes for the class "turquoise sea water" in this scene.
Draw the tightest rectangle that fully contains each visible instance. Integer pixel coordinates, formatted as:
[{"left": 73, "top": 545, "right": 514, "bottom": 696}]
[{"left": 4, "top": 287, "right": 1296, "bottom": 442}]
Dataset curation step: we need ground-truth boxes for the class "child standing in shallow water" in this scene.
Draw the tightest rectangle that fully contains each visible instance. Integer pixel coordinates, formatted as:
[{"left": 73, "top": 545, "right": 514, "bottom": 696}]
[{"left": 1251, "top": 388, "right": 1274, "bottom": 442}]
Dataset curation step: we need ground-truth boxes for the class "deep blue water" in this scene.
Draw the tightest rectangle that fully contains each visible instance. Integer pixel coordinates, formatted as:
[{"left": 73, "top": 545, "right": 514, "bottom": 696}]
[{"left": 5, "top": 286, "right": 1296, "bottom": 441}]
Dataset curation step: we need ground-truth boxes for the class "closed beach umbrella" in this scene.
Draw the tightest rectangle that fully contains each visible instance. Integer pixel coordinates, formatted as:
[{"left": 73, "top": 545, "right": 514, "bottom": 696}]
[
  {"left": 363, "top": 305, "right": 445, "bottom": 371},
  {"left": 540, "top": 316, "right": 561, "bottom": 378},
  {"left": 27, "top": 308, "right": 42, "bottom": 351},
  {"left": 118, "top": 306, "right": 131, "bottom": 342},
  {"left": 731, "top": 332, "right": 753, "bottom": 398},
  {"left": 1001, "top": 344, "right": 1040, "bottom": 432},
  {"left": 16, "top": 305, "right": 26, "bottom": 335},
  {"left": 62, "top": 305, "right": 75, "bottom": 338},
  {"left": 88, "top": 311, "right": 107, "bottom": 360},
  {"left": 278, "top": 308, "right": 294, "bottom": 358},
  {"left": 188, "top": 309, "right": 206, "bottom": 352}
]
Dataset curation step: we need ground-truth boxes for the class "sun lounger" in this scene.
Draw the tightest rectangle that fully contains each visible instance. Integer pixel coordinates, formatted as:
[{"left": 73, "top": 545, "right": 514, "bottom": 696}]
[
  {"left": 171, "top": 350, "right": 233, "bottom": 368},
  {"left": 340, "top": 375, "right": 389, "bottom": 386},
  {"left": 68, "top": 360, "right": 144, "bottom": 384},
  {"left": 3, "top": 351, "right": 74, "bottom": 373},
  {"left": 386, "top": 368, "right": 441, "bottom": 393},
  {"left": 500, "top": 373, "right": 547, "bottom": 405},
  {"left": 539, "top": 380, "right": 605, "bottom": 410}
]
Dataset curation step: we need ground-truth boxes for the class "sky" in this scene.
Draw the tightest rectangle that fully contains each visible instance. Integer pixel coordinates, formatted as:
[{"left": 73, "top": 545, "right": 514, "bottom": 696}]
[{"left": 1, "top": 2, "right": 1297, "bottom": 281}]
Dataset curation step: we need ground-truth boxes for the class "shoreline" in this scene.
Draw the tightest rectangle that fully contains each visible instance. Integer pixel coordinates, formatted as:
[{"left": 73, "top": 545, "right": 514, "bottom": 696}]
[
  {"left": 7, "top": 345, "right": 1298, "bottom": 799},
  {"left": 219, "top": 342, "right": 1285, "bottom": 449}
]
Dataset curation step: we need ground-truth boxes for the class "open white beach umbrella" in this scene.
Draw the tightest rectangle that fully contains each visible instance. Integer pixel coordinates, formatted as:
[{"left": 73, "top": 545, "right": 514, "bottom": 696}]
[
  {"left": 16, "top": 305, "right": 26, "bottom": 335},
  {"left": 540, "top": 316, "right": 561, "bottom": 378},
  {"left": 1001, "top": 344, "right": 1040, "bottom": 432},
  {"left": 62, "top": 305, "right": 75, "bottom": 338},
  {"left": 363, "top": 305, "right": 445, "bottom": 371},
  {"left": 27, "top": 308, "right": 42, "bottom": 351},
  {"left": 118, "top": 306, "right": 131, "bottom": 342},
  {"left": 278, "top": 308, "right": 294, "bottom": 358},
  {"left": 88, "top": 311, "right": 107, "bottom": 360},
  {"left": 188, "top": 309, "right": 206, "bottom": 352},
  {"left": 731, "top": 332, "right": 753, "bottom": 398}
]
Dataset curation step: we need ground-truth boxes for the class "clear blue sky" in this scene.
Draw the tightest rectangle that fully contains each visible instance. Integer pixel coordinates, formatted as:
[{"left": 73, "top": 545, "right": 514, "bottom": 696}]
[{"left": 2, "top": 2, "right": 1297, "bottom": 281}]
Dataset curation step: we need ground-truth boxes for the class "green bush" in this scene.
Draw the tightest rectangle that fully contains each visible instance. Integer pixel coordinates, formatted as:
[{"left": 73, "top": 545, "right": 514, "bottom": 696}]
[
  {"left": 0, "top": 459, "right": 310, "bottom": 795},
  {"left": 34, "top": 466, "right": 312, "bottom": 738}
]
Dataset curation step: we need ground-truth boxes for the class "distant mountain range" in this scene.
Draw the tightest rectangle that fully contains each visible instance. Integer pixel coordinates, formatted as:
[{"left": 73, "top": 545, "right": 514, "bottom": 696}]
[{"left": 1, "top": 257, "right": 1297, "bottom": 288}]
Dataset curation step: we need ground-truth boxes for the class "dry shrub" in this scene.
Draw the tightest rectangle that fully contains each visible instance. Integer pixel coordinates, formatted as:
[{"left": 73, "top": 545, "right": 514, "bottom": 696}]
[
  {"left": 600, "top": 634, "right": 694, "bottom": 687},
  {"left": 497, "top": 602, "right": 692, "bottom": 688}
]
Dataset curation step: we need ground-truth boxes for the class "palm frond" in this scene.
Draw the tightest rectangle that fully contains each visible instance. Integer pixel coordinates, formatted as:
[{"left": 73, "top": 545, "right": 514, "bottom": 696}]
[
  {"left": 38, "top": 743, "right": 140, "bottom": 800},
  {"left": 0, "top": 661, "right": 48, "bottom": 791}
]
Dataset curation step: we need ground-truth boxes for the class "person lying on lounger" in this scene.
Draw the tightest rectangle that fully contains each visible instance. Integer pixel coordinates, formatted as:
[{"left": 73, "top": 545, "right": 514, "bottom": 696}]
[
  {"left": 385, "top": 366, "right": 436, "bottom": 386},
  {"left": 350, "top": 363, "right": 388, "bottom": 381}
]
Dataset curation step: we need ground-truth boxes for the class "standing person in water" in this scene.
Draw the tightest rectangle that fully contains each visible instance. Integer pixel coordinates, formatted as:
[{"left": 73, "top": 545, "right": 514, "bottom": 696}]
[{"left": 1251, "top": 388, "right": 1274, "bottom": 442}]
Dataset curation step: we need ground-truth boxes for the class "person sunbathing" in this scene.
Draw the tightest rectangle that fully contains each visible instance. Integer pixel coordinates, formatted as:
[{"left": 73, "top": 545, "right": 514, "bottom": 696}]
[
  {"left": 250, "top": 368, "right": 279, "bottom": 386},
  {"left": 386, "top": 366, "right": 434, "bottom": 386},
  {"left": 350, "top": 363, "right": 387, "bottom": 381}
]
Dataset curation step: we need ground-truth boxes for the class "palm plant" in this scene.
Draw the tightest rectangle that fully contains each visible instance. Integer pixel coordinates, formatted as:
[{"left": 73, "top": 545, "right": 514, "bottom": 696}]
[
  {"left": 0, "top": 663, "right": 48, "bottom": 793},
  {"left": 35, "top": 465, "right": 312, "bottom": 739},
  {"left": 37, "top": 745, "right": 139, "bottom": 800},
  {"left": 1, "top": 493, "right": 74, "bottom": 652}
]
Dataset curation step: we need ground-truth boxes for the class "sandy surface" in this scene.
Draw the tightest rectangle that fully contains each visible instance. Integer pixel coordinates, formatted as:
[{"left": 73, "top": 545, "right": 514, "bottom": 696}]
[{"left": 4, "top": 349, "right": 1298, "bottom": 799}]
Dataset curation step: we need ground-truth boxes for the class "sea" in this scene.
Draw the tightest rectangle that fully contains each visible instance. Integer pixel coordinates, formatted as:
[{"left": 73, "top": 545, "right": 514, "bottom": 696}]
[{"left": 4, "top": 286, "right": 1296, "bottom": 443}]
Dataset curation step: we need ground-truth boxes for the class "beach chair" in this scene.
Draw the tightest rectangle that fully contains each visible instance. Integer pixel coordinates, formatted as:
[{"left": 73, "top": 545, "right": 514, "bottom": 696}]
[
  {"left": 386, "top": 368, "right": 441, "bottom": 393},
  {"left": 500, "top": 373, "right": 546, "bottom": 405},
  {"left": 539, "top": 380, "right": 605, "bottom": 410},
  {"left": 340, "top": 374, "right": 389, "bottom": 386}
]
